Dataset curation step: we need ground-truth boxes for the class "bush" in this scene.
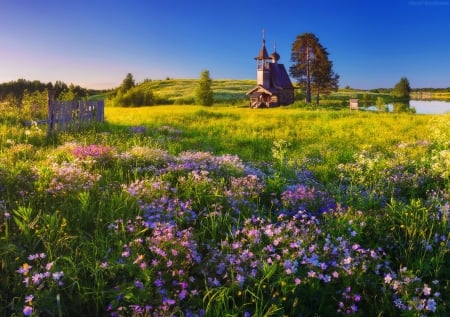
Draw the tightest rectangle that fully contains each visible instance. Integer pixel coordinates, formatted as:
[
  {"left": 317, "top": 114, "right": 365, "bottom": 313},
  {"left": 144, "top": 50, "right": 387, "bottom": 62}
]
[{"left": 112, "top": 87, "right": 154, "bottom": 107}]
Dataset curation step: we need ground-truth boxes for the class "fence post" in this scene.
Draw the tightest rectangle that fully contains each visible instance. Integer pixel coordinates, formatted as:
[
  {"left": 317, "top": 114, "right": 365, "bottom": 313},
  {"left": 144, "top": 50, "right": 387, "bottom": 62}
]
[
  {"left": 47, "top": 91, "right": 54, "bottom": 136},
  {"left": 97, "top": 100, "right": 105, "bottom": 122}
]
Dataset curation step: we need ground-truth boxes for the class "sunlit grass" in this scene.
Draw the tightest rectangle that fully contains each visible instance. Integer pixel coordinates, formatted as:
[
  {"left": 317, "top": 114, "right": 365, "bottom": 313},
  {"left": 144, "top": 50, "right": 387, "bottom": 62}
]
[{"left": 105, "top": 105, "right": 436, "bottom": 183}]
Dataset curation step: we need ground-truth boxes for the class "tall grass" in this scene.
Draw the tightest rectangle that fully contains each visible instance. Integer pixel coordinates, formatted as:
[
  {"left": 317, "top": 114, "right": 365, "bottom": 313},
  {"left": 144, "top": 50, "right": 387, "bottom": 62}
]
[
  {"left": 0, "top": 105, "right": 448, "bottom": 316},
  {"left": 105, "top": 106, "right": 434, "bottom": 183}
]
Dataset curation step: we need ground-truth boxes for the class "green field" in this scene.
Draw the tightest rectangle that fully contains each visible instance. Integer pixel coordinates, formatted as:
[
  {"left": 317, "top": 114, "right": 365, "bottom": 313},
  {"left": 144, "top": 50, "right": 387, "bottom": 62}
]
[
  {"left": 105, "top": 79, "right": 257, "bottom": 106},
  {"left": 0, "top": 104, "right": 449, "bottom": 316}
]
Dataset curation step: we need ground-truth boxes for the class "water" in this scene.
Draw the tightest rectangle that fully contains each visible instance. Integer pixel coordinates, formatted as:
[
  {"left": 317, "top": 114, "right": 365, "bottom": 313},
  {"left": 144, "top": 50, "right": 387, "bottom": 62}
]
[
  {"left": 409, "top": 100, "right": 450, "bottom": 114},
  {"left": 363, "top": 100, "right": 450, "bottom": 114}
]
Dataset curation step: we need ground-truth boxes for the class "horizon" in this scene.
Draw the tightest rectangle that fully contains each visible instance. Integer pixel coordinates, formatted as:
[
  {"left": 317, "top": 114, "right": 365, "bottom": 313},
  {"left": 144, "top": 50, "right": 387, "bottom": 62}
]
[
  {"left": 1, "top": 0, "right": 450, "bottom": 90},
  {"left": 3, "top": 77, "right": 450, "bottom": 92}
]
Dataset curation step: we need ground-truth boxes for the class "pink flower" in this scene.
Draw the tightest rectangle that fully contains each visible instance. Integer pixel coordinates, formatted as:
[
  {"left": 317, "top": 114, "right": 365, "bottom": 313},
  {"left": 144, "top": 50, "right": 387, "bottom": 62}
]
[
  {"left": 23, "top": 306, "right": 33, "bottom": 316},
  {"left": 423, "top": 284, "right": 432, "bottom": 296}
]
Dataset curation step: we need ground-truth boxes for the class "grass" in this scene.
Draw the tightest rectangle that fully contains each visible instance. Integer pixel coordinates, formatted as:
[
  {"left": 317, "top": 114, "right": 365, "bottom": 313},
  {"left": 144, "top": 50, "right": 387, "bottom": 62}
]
[
  {"left": 105, "top": 106, "right": 434, "bottom": 182},
  {"left": 0, "top": 103, "right": 449, "bottom": 316},
  {"left": 120, "top": 79, "right": 256, "bottom": 105}
]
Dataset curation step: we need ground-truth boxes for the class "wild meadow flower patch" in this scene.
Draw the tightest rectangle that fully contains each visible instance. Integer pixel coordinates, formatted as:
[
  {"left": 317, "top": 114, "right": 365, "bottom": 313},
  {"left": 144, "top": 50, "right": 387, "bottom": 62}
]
[{"left": 0, "top": 112, "right": 449, "bottom": 316}]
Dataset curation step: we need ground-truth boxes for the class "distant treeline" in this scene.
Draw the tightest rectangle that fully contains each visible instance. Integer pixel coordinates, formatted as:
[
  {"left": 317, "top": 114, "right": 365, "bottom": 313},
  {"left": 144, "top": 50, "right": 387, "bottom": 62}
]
[
  {"left": 365, "top": 87, "right": 450, "bottom": 93},
  {"left": 0, "top": 79, "right": 105, "bottom": 105}
]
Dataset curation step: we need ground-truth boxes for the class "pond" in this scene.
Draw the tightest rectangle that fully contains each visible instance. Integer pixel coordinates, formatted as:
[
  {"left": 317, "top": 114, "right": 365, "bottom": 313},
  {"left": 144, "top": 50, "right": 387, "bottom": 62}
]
[{"left": 363, "top": 100, "right": 450, "bottom": 114}]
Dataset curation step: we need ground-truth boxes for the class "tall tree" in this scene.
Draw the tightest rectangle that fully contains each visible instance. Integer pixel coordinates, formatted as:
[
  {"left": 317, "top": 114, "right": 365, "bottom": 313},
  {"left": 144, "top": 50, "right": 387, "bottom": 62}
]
[
  {"left": 195, "top": 70, "right": 214, "bottom": 106},
  {"left": 392, "top": 77, "right": 411, "bottom": 99},
  {"left": 121, "top": 73, "right": 136, "bottom": 93},
  {"left": 289, "top": 33, "right": 339, "bottom": 103},
  {"left": 311, "top": 47, "right": 339, "bottom": 104}
]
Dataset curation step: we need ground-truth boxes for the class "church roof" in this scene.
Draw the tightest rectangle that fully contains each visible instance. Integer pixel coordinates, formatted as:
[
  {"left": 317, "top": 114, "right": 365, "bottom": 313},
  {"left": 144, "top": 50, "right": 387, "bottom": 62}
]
[
  {"left": 269, "top": 63, "right": 293, "bottom": 89},
  {"left": 270, "top": 50, "right": 280, "bottom": 62},
  {"left": 246, "top": 85, "right": 275, "bottom": 95},
  {"left": 246, "top": 63, "right": 293, "bottom": 96}
]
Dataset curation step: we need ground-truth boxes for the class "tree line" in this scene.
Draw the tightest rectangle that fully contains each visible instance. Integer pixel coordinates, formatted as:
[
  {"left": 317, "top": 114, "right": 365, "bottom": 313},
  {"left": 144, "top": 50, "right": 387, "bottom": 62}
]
[{"left": 0, "top": 79, "right": 102, "bottom": 106}]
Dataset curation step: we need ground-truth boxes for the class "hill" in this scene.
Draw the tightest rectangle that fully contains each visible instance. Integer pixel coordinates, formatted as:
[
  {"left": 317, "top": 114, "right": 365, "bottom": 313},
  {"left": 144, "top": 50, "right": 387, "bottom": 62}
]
[{"left": 108, "top": 78, "right": 257, "bottom": 106}]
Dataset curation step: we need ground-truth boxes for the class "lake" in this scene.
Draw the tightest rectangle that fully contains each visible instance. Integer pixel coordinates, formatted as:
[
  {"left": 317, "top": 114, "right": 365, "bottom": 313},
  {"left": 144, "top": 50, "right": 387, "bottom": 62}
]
[{"left": 363, "top": 100, "right": 450, "bottom": 114}]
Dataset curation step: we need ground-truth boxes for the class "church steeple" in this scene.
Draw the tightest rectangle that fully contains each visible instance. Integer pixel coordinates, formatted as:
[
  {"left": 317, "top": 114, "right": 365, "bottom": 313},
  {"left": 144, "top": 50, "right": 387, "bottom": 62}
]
[
  {"left": 255, "top": 30, "right": 271, "bottom": 87},
  {"left": 255, "top": 31, "right": 270, "bottom": 61}
]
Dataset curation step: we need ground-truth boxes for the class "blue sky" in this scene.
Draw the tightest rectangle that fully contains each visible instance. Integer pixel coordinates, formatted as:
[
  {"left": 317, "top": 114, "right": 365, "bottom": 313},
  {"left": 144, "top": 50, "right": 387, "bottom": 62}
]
[{"left": 1, "top": 0, "right": 449, "bottom": 89}]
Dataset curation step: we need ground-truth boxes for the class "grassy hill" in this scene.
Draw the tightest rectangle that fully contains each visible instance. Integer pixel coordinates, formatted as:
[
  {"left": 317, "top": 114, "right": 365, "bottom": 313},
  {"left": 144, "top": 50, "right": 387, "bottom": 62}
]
[{"left": 109, "top": 78, "right": 257, "bottom": 105}]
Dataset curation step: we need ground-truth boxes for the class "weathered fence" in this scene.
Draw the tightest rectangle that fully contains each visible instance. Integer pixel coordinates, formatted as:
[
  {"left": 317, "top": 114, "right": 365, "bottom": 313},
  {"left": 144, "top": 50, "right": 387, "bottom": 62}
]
[{"left": 46, "top": 99, "right": 104, "bottom": 135}]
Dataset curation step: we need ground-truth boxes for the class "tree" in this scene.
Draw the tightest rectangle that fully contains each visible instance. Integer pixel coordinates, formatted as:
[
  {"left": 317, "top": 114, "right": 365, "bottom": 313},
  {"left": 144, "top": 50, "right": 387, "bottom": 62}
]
[
  {"left": 289, "top": 33, "right": 339, "bottom": 103},
  {"left": 392, "top": 77, "right": 411, "bottom": 99},
  {"left": 311, "top": 48, "right": 339, "bottom": 104},
  {"left": 195, "top": 70, "right": 214, "bottom": 106},
  {"left": 121, "top": 73, "right": 136, "bottom": 93}
]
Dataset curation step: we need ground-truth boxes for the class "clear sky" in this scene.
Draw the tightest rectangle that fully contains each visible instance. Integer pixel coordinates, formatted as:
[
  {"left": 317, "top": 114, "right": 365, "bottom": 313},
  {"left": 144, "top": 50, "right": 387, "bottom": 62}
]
[{"left": 1, "top": 0, "right": 449, "bottom": 89}]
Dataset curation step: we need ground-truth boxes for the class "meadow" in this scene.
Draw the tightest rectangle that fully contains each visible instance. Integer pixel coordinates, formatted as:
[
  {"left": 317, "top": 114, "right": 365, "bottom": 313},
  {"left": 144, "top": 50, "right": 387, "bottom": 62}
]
[{"left": 0, "top": 103, "right": 449, "bottom": 316}]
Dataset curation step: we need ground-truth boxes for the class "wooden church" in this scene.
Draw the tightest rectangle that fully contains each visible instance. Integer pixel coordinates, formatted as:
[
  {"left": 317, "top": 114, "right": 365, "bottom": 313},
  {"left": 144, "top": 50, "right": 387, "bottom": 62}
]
[{"left": 247, "top": 34, "right": 294, "bottom": 108}]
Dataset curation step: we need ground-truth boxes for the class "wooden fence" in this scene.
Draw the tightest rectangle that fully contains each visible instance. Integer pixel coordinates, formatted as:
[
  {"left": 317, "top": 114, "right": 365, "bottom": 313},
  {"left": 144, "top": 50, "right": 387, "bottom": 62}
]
[{"left": 46, "top": 99, "right": 104, "bottom": 135}]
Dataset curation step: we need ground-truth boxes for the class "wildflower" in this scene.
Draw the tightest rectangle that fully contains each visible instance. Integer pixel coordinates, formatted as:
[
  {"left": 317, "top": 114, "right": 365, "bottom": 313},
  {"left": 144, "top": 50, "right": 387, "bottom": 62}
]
[
  {"left": 178, "top": 289, "right": 188, "bottom": 300},
  {"left": 422, "top": 284, "right": 431, "bottom": 296},
  {"left": 236, "top": 274, "right": 245, "bottom": 286},
  {"left": 25, "top": 295, "right": 34, "bottom": 304},
  {"left": 23, "top": 306, "right": 33, "bottom": 316},
  {"left": 343, "top": 256, "right": 352, "bottom": 265},
  {"left": 134, "top": 279, "right": 144, "bottom": 290},
  {"left": 31, "top": 273, "right": 42, "bottom": 285},
  {"left": 426, "top": 298, "right": 437, "bottom": 312},
  {"left": 384, "top": 273, "right": 393, "bottom": 284},
  {"left": 17, "top": 263, "right": 32, "bottom": 275},
  {"left": 45, "top": 262, "right": 54, "bottom": 271},
  {"left": 28, "top": 254, "right": 39, "bottom": 261},
  {"left": 52, "top": 271, "right": 64, "bottom": 281}
]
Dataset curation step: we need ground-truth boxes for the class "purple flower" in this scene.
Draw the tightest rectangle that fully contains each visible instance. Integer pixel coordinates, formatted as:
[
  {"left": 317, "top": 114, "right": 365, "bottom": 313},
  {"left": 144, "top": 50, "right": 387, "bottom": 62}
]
[
  {"left": 134, "top": 279, "right": 144, "bottom": 290},
  {"left": 52, "top": 271, "right": 64, "bottom": 281},
  {"left": 25, "top": 295, "right": 34, "bottom": 304},
  {"left": 31, "top": 273, "right": 42, "bottom": 285},
  {"left": 17, "top": 263, "right": 32, "bottom": 275},
  {"left": 23, "top": 306, "right": 33, "bottom": 316},
  {"left": 178, "top": 289, "right": 188, "bottom": 300},
  {"left": 426, "top": 298, "right": 437, "bottom": 312}
]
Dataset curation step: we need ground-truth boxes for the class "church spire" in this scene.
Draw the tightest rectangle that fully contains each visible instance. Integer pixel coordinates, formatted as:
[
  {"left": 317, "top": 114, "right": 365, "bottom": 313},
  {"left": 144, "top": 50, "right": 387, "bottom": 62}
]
[{"left": 255, "top": 29, "right": 270, "bottom": 60}]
